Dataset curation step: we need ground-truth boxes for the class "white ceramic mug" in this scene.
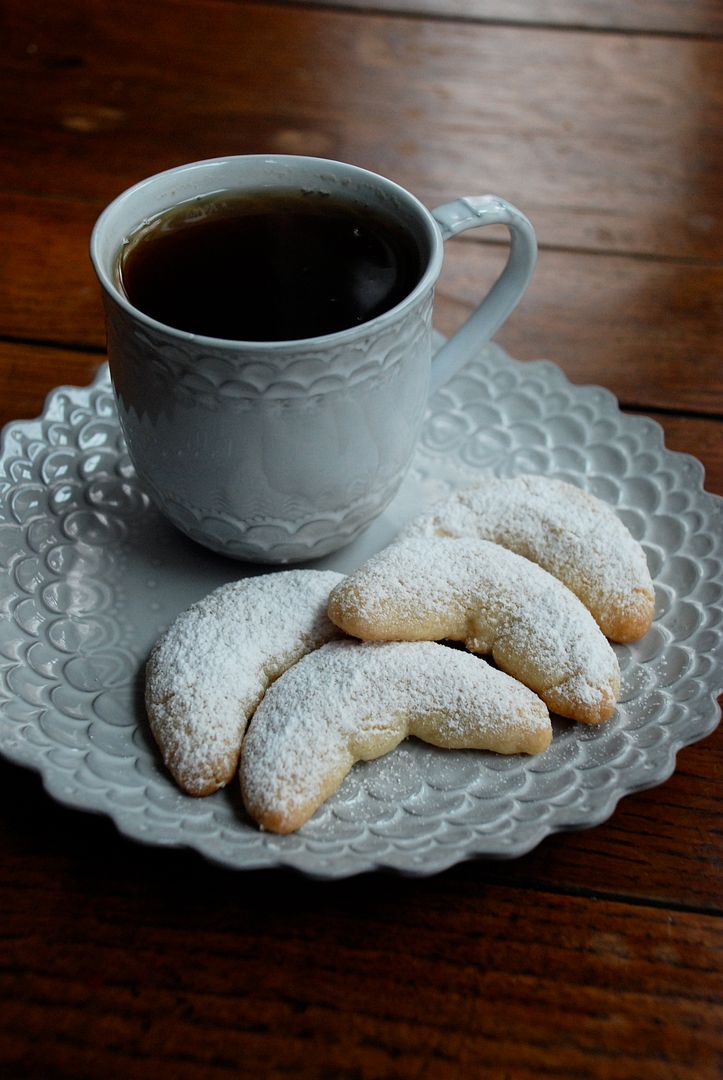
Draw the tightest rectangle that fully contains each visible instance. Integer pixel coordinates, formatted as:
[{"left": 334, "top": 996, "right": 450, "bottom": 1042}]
[{"left": 90, "top": 155, "right": 536, "bottom": 562}]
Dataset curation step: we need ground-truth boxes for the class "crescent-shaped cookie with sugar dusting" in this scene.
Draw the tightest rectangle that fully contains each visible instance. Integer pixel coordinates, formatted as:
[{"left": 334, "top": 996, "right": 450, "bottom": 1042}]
[
  {"left": 327, "top": 537, "right": 620, "bottom": 725},
  {"left": 240, "top": 638, "right": 552, "bottom": 834},
  {"left": 145, "top": 570, "right": 344, "bottom": 796},
  {"left": 399, "top": 475, "right": 654, "bottom": 643}
]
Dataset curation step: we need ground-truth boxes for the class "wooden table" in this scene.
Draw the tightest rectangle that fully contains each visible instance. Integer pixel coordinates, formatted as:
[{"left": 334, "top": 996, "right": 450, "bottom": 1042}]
[{"left": 1, "top": 2, "right": 721, "bottom": 1076}]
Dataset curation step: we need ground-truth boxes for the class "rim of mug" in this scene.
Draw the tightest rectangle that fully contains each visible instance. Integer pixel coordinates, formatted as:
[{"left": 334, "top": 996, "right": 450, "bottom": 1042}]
[{"left": 90, "top": 154, "right": 445, "bottom": 350}]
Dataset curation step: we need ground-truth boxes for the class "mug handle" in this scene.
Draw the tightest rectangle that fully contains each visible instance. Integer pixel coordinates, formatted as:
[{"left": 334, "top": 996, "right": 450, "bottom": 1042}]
[{"left": 428, "top": 196, "right": 537, "bottom": 393}]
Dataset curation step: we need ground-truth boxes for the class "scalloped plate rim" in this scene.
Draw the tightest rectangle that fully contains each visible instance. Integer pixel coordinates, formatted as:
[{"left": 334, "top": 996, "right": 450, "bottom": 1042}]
[{"left": 0, "top": 343, "right": 721, "bottom": 878}]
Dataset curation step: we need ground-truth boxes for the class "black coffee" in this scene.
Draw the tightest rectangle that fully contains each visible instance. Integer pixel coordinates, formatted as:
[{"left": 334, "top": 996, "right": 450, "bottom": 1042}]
[{"left": 118, "top": 190, "right": 424, "bottom": 341}]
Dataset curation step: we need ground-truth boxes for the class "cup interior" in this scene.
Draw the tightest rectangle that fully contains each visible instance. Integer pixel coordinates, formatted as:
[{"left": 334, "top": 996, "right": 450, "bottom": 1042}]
[{"left": 90, "top": 155, "right": 443, "bottom": 346}]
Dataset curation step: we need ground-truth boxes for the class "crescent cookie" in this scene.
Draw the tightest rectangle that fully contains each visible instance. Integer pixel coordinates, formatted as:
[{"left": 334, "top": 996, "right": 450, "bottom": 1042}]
[
  {"left": 240, "top": 639, "right": 552, "bottom": 834},
  {"left": 145, "top": 570, "right": 344, "bottom": 796},
  {"left": 327, "top": 537, "right": 620, "bottom": 725},
  {"left": 399, "top": 474, "right": 654, "bottom": 643}
]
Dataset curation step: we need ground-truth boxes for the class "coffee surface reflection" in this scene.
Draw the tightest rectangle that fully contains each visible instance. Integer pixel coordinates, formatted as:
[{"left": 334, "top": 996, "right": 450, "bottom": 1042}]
[{"left": 118, "top": 190, "right": 424, "bottom": 341}]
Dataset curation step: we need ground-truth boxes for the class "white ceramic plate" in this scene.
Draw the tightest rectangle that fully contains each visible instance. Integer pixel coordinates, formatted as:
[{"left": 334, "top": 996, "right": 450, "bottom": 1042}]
[{"left": 1, "top": 343, "right": 721, "bottom": 877}]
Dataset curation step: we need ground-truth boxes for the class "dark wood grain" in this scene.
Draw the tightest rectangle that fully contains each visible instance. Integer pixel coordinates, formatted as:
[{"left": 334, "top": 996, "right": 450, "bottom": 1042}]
[
  {"left": 435, "top": 242, "right": 723, "bottom": 414},
  {"left": 0, "top": 193, "right": 102, "bottom": 350},
  {"left": 0, "top": 342, "right": 103, "bottom": 428},
  {"left": 0, "top": 758, "right": 721, "bottom": 1080},
  {"left": 1, "top": 0, "right": 722, "bottom": 1077},
  {"left": 2, "top": 2, "right": 723, "bottom": 258},
  {"left": 1, "top": 896, "right": 720, "bottom": 1080}
]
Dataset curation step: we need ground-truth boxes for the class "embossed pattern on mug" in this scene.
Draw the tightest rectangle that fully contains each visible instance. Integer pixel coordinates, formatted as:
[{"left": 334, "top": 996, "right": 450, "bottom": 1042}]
[{"left": 107, "top": 292, "right": 434, "bottom": 560}]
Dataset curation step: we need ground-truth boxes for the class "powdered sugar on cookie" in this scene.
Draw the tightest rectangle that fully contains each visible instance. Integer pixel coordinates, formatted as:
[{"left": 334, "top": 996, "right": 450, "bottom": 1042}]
[
  {"left": 240, "top": 638, "right": 552, "bottom": 833},
  {"left": 145, "top": 570, "right": 344, "bottom": 796},
  {"left": 327, "top": 537, "right": 620, "bottom": 725},
  {"left": 399, "top": 475, "right": 654, "bottom": 643}
]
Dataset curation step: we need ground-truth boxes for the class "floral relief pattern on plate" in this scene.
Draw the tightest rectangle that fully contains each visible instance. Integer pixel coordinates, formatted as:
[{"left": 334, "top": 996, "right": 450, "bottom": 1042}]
[{"left": 0, "top": 343, "right": 721, "bottom": 877}]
